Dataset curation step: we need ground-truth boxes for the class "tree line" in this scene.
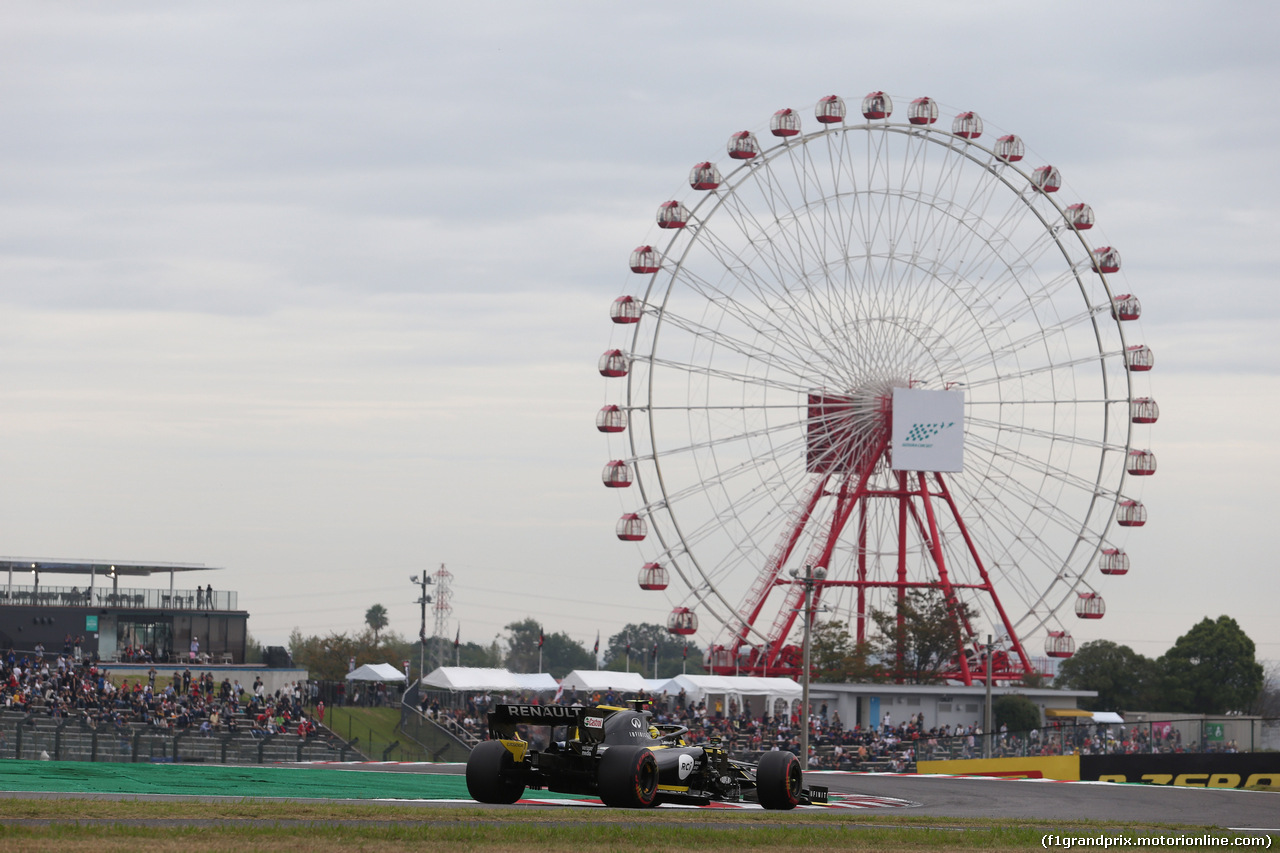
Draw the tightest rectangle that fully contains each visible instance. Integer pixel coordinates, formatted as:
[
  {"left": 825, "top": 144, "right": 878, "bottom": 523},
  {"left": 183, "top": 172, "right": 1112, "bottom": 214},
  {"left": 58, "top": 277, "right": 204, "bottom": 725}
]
[
  {"left": 287, "top": 608, "right": 707, "bottom": 682},
  {"left": 1053, "top": 615, "right": 1269, "bottom": 715},
  {"left": 285, "top": 599, "right": 1271, "bottom": 718}
]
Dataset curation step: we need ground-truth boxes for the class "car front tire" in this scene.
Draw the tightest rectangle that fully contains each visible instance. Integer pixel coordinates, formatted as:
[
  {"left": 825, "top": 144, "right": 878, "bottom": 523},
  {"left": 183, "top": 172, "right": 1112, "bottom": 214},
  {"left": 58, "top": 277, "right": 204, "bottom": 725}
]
[{"left": 756, "top": 750, "right": 802, "bottom": 810}]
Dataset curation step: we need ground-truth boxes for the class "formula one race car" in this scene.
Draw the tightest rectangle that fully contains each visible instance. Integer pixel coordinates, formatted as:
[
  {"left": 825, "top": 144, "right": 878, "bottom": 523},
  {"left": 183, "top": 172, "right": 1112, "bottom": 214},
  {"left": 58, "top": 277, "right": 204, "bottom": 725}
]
[{"left": 465, "top": 702, "right": 828, "bottom": 809}]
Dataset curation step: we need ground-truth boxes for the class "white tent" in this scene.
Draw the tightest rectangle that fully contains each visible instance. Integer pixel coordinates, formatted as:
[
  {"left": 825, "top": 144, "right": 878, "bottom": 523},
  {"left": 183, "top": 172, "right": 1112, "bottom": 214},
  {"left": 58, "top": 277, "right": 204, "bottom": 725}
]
[
  {"left": 346, "top": 662, "right": 407, "bottom": 682},
  {"left": 641, "top": 678, "right": 668, "bottom": 694},
  {"left": 656, "top": 674, "right": 801, "bottom": 714},
  {"left": 422, "top": 666, "right": 557, "bottom": 692},
  {"left": 558, "top": 669, "right": 649, "bottom": 694}
]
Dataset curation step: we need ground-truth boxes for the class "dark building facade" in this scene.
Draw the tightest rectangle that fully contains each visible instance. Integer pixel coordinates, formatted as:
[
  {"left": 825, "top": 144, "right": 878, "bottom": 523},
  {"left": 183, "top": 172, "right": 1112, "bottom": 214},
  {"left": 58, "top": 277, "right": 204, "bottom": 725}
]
[{"left": 0, "top": 559, "right": 248, "bottom": 664}]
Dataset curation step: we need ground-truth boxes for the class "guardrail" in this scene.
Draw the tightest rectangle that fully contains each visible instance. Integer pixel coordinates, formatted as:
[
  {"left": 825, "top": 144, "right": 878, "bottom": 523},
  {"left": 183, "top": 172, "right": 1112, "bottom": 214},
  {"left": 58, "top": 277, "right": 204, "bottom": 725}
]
[
  {"left": 0, "top": 585, "right": 238, "bottom": 611},
  {"left": 399, "top": 683, "right": 475, "bottom": 762},
  {"left": 0, "top": 710, "right": 354, "bottom": 764}
]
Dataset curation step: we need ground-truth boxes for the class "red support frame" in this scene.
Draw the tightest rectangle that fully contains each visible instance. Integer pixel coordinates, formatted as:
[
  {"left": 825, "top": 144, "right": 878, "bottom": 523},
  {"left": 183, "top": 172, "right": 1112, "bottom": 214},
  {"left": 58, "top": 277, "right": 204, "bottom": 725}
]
[{"left": 709, "top": 428, "right": 1039, "bottom": 685}]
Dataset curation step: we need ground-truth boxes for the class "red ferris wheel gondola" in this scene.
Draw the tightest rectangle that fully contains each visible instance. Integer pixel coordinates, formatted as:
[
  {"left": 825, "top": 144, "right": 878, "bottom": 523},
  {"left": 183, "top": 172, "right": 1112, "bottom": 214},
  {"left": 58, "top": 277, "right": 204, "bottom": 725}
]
[
  {"left": 861, "top": 91, "right": 892, "bottom": 120},
  {"left": 815, "top": 95, "right": 846, "bottom": 124},
  {"left": 1075, "top": 592, "right": 1105, "bottom": 619},
  {"left": 1045, "top": 630, "right": 1075, "bottom": 658},
  {"left": 995, "top": 134, "right": 1024, "bottom": 162},
  {"left": 666, "top": 607, "right": 698, "bottom": 635},
  {"left": 1099, "top": 548, "right": 1129, "bottom": 575},
  {"left": 727, "top": 131, "right": 760, "bottom": 160},
  {"left": 616, "top": 513, "right": 647, "bottom": 541},
  {"left": 1131, "top": 397, "right": 1159, "bottom": 424},
  {"left": 602, "top": 460, "right": 631, "bottom": 488},
  {"left": 598, "top": 349, "right": 628, "bottom": 378},
  {"left": 630, "top": 245, "right": 660, "bottom": 274},
  {"left": 638, "top": 562, "right": 669, "bottom": 591},
  {"left": 770, "top": 108, "right": 801, "bottom": 137},
  {"left": 610, "top": 295, "right": 642, "bottom": 324},
  {"left": 907, "top": 96, "right": 938, "bottom": 125}
]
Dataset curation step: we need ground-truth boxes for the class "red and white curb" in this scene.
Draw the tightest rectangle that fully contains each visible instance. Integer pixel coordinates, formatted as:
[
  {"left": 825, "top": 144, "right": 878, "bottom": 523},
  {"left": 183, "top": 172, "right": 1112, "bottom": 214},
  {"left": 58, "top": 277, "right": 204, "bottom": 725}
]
[{"left": 372, "top": 795, "right": 914, "bottom": 810}]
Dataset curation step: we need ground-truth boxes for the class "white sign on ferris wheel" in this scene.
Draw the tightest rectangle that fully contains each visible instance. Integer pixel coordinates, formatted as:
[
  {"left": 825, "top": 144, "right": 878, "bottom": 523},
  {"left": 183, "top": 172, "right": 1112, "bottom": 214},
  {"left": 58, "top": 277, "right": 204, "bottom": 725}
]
[{"left": 890, "top": 387, "right": 965, "bottom": 473}]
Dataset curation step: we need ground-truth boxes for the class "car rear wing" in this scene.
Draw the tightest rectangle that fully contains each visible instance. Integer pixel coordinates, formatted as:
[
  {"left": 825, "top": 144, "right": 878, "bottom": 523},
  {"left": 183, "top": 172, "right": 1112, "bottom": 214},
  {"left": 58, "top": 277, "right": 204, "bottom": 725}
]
[{"left": 486, "top": 704, "right": 612, "bottom": 744}]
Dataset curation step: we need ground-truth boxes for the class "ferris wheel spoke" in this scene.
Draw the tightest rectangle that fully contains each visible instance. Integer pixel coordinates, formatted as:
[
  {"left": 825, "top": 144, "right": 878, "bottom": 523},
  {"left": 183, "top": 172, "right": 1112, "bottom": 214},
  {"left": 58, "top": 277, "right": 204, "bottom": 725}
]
[
  {"left": 709, "top": 173, "right": 817, "bottom": 290},
  {"left": 645, "top": 357, "right": 816, "bottom": 398},
  {"left": 940, "top": 300, "right": 1099, "bottom": 375},
  {"left": 965, "top": 414, "right": 1124, "bottom": 455},
  {"left": 678, "top": 216, "right": 863, "bottom": 368},
  {"left": 644, "top": 300, "right": 818, "bottom": 383},
  {"left": 960, "top": 349, "right": 1119, "bottom": 391},
  {"left": 965, "top": 430, "right": 1115, "bottom": 509},
  {"left": 641, "top": 421, "right": 808, "bottom": 492}
]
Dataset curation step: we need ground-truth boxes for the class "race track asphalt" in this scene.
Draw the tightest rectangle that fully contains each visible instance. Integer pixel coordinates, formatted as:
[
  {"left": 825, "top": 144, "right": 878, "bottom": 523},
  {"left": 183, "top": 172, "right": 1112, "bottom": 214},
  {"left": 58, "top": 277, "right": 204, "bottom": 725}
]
[{"left": 0, "top": 760, "right": 1275, "bottom": 832}]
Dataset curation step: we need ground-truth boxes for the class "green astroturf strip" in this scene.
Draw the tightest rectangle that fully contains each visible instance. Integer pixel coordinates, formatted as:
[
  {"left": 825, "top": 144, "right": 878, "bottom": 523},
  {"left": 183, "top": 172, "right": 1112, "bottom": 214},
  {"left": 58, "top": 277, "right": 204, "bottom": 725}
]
[{"left": 0, "top": 760, "right": 588, "bottom": 801}]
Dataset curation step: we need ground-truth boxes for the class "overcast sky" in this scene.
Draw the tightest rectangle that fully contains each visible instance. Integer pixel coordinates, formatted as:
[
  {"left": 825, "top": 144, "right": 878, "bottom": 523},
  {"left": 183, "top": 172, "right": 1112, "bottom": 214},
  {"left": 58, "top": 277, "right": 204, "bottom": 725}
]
[{"left": 1, "top": 2, "right": 1277, "bottom": 667}]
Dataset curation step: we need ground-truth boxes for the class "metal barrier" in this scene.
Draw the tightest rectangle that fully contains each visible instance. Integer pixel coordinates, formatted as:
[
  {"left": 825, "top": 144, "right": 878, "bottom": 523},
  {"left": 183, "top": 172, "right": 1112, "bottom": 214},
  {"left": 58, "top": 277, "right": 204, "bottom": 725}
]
[{"left": 0, "top": 710, "right": 351, "bottom": 764}]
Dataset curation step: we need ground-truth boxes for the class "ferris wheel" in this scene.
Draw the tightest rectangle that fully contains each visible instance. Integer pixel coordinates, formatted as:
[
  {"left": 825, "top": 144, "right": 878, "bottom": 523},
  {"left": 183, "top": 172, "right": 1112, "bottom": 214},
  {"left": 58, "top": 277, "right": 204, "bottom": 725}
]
[{"left": 597, "top": 92, "right": 1157, "bottom": 684}]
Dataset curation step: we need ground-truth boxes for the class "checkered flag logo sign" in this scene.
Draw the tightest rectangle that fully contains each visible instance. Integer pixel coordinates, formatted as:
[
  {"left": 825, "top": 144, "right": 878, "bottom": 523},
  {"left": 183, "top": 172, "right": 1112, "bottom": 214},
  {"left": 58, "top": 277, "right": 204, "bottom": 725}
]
[
  {"left": 904, "top": 422, "right": 955, "bottom": 445},
  {"left": 891, "top": 388, "right": 965, "bottom": 473}
]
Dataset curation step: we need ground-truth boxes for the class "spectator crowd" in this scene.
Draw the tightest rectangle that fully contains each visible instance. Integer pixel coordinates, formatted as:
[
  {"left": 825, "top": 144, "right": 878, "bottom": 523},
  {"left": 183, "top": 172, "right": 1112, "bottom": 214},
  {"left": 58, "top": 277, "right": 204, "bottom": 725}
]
[{"left": 1, "top": 648, "right": 324, "bottom": 742}]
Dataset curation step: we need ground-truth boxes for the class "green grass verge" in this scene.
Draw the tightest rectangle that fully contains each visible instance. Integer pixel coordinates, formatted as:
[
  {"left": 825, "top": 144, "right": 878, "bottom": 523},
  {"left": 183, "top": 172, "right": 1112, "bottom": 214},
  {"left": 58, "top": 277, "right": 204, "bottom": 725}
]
[
  {"left": 318, "top": 704, "right": 431, "bottom": 762},
  {"left": 0, "top": 801, "right": 1268, "bottom": 853}
]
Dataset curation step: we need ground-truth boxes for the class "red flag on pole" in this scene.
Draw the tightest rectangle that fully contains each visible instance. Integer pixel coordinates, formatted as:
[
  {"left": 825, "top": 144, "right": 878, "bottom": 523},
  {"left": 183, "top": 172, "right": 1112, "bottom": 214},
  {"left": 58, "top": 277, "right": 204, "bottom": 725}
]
[
  {"left": 593, "top": 631, "right": 599, "bottom": 655},
  {"left": 538, "top": 628, "right": 544, "bottom": 648},
  {"left": 454, "top": 626, "right": 460, "bottom": 649}
]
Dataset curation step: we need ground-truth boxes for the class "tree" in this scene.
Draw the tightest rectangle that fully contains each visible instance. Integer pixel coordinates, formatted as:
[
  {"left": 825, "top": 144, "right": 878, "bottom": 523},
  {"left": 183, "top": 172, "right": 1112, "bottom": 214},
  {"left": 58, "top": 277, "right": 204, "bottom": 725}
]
[
  {"left": 501, "top": 618, "right": 594, "bottom": 678},
  {"left": 244, "top": 632, "right": 265, "bottom": 665},
  {"left": 288, "top": 629, "right": 365, "bottom": 681},
  {"left": 1054, "top": 639, "right": 1161, "bottom": 712},
  {"left": 288, "top": 625, "right": 415, "bottom": 681},
  {"left": 364, "top": 604, "right": 389, "bottom": 644},
  {"left": 1248, "top": 660, "right": 1280, "bottom": 718},
  {"left": 870, "top": 590, "right": 974, "bottom": 684},
  {"left": 602, "top": 622, "right": 704, "bottom": 679},
  {"left": 810, "top": 620, "right": 876, "bottom": 683},
  {"left": 415, "top": 634, "right": 502, "bottom": 669},
  {"left": 1157, "top": 616, "right": 1263, "bottom": 714},
  {"left": 993, "top": 694, "right": 1041, "bottom": 734}
]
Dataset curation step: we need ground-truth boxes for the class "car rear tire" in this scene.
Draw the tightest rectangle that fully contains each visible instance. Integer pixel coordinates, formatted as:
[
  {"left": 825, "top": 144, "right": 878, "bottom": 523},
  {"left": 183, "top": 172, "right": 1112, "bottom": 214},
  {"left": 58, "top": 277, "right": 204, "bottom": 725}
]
[
  {"left": 597, "top": 745, "right": 660, "bottom": 808},
  {"left": 756, "top": 750, "right": 802, "bottom": 810},
  {"left": 466, "top": 740, "right": 526, "bottom": 804}
]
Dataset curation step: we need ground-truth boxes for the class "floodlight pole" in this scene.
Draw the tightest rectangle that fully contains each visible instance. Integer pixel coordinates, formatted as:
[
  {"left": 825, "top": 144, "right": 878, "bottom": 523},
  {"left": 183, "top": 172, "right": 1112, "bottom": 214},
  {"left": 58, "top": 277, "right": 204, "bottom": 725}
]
[
  {"left": 984, "top": 633, "right": 993, "bottom": 759},
  {"left": 410, "top": 572, "right": 433, "bottom": 686},
  {"left": 791, "top": 564, "right": 826, "bottom": 771}
]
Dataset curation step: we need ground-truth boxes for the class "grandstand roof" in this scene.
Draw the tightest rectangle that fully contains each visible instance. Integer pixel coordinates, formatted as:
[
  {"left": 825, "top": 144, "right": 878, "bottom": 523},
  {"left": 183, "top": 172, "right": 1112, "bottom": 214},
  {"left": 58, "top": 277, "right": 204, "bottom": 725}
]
[{"left": 0, "top": 558, "right": 219, "bottom": 577}]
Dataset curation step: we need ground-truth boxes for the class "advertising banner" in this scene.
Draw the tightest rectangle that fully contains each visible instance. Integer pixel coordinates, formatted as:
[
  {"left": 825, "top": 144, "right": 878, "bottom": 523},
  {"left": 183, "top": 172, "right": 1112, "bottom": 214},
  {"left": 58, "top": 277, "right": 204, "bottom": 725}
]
[
  {"left": 891, "top": 387, "right": 964, "bottom": 472},
  {"left": 1080, "top": 754, "right": 1279, "bottom": 789}
]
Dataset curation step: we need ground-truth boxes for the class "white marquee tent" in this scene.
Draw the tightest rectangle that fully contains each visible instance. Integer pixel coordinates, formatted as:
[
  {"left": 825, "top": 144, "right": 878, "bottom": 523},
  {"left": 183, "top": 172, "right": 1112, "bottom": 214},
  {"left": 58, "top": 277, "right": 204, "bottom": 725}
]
[
  {"left": 345, "top": 662, "right": 407, "bottom": 682},
  {"left": 422, "top": 666, "right": 557, "bottom": 693},
  {"left": 655, "top": 674, "right": 802, "bottom": 714},
  {"left": 558, "top": 670, "right": 650, "bottom": 694}
]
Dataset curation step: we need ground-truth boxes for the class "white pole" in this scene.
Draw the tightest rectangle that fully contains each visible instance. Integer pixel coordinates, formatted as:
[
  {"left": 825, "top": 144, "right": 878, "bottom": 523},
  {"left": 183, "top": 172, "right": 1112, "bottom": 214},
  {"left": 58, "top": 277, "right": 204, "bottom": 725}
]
[
  {"left": 793, "top": 564, "right": 826, "bottom": 771},
  {"left": 984, "top": 634, "right": 993, "bottom": 759},
  {"left": 800, "top": 573, "right": 812, "bottom": 770}
]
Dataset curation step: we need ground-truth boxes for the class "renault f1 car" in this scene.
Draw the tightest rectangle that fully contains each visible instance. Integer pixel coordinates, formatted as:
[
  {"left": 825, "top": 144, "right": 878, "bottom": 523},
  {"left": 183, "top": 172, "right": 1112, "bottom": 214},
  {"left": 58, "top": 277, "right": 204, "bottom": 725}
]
[{"left": 465, "top": 702, "right": 827, "bottom": 809}]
